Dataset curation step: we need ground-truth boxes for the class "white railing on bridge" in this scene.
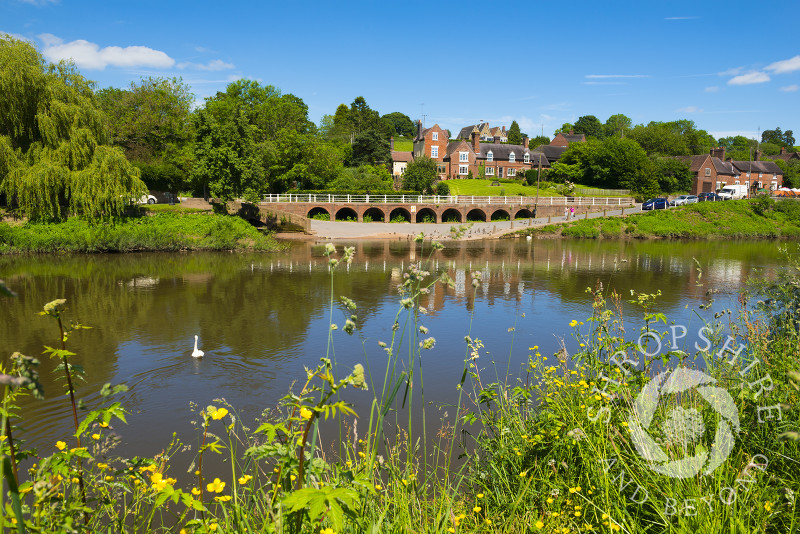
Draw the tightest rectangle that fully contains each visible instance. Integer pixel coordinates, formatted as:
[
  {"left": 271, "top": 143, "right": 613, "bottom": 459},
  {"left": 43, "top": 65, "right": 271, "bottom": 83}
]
[{"left": 261, "top": 194, "right": 635, "bottom": 206}]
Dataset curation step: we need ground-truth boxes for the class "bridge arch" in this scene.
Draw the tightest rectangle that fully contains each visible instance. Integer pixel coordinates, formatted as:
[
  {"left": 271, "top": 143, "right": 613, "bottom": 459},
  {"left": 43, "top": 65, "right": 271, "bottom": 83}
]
[
  {"left": 441, "top": 208, "right": 462, "bottom": 223},
  {"left": 335, "top": 207, "right": 358, "bottom": 221},
  {"left": 363, "top": 207, "right": 385, "bottom": 222},
  {"left": 466, "top": 209, "right": 487, "bottom": 222},
  {"left": 389, "top": 207, "right": 411, "bottom": 223},
  {"left": 416, "top": 207, "right": 437, "bottom": 223},
  {"left": 307, "top": 207, "right": 330, "bottom": 220},
  {"left": 514, "top": 208, "right": 533, "bottom": 219},
  {"left": 491, "top": 209, "right": 510, "bottom": 221}
]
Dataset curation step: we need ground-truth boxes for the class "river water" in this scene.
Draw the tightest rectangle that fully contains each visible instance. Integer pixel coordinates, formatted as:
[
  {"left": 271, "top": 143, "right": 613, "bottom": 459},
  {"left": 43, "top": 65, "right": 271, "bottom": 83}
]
[{"left": 0, "top": 239, "right": 785, "bottom": 463}]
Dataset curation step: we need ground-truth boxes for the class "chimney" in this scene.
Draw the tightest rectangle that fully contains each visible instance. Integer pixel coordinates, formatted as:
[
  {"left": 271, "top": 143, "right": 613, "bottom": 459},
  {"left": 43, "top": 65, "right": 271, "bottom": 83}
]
[
  {"left": 471, "top": 130, "right": 480, "bottom": 153},
  {"left": 755, "top": 149, "right": 762, "bottom": 161},
  {"left": 390, "top": 136, "right": 394, "bottom": 150},
  {"left": 502, "top": 126, "right": 506, "bottom": 134},
  {"left": 569, "top": 129, "right": 574, "bottom": 135},
  {"left": 494, "top": 136, "right": 501, "bottom": 144},
  {"left": 416, "top": 120, "right": 422, "bottom": 140},
  {"left": 781, "top": 146, "right": 786, "bottom": 155},
  {"left": 523, "top": 135, "right": 529, "bottom": 149},
  {"left": 710, "top": 147, "right": 725, "bottom": 161}
]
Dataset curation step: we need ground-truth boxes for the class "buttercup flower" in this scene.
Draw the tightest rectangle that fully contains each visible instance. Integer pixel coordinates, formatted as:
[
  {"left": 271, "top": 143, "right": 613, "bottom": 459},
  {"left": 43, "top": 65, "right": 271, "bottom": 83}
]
[
  {"left": 207, "top": 478, "right": 225, "bottom": 493},
  {"left": 56, "top": 441, "right": 66, "bottom": 450}
]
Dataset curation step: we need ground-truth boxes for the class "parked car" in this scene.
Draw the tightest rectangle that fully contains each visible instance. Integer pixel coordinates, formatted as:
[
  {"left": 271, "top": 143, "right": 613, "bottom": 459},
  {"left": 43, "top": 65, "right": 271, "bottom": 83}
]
[
  {"left": 670, "top": 195, "right": 698, "bottom": 206},
  {"left": 137, "top": 194, "right": 157, "bottom": 204},
  {"left": 697, "top": 192, "right": 723, "bottom": 202},
  {"left": 642, "top": 198, "right": 669, "bottom": 210}
]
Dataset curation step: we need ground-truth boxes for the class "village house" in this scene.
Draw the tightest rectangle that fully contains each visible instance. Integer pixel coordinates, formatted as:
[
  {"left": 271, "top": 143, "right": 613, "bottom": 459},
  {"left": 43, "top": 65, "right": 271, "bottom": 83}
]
[
  {"left": 389, "top": 137, "right": 413, "bottom": 180},
  {"left": 549, "top": 131, "right": 586, "bottom": 147},
  {"left": 443, "top": 127, "right": 536, "bottom": 179},
  {"left": 686, "top": 147, "right": 783, "bottom": 195},
  {"left": 412, "top": 121, "right": 449, "bottom": 177}
]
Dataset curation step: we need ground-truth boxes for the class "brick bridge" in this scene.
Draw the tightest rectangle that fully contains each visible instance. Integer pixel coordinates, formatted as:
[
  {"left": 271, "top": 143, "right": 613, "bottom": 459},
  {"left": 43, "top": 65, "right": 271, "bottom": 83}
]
[{"left": 259, "top": 194, "right": 635, "bottom": 223}]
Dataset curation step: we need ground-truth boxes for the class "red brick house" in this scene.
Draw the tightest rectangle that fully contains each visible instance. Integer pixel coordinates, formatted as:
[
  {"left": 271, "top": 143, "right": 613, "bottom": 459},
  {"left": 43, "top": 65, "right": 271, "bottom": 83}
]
[
  {"left": 688, "top": 147, "right": 783, "bottom": 194},
  {"left": 442, "top": 128, "right": 537, "bottom": 179},
  {"left": 413, "top": 121, "right": 449, "bottom": 177},
  {"left": 550, "top": 131, "right": 586, "bottom": 147}
]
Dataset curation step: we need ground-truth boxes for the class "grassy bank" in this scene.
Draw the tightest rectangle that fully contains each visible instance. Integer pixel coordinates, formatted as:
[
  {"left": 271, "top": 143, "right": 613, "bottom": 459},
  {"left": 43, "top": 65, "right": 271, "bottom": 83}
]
[
  {"left": 0, "top": 211, "right": 284, "bottom": 253},
  {"left": 445, "top": 180, "right": 631, "bottom": 198},
  {"left": 1, "top": 241, "right": 798, "bottom": 533},
  {"left": 521, "top": 198, "right": 800, "bottom": 239}
]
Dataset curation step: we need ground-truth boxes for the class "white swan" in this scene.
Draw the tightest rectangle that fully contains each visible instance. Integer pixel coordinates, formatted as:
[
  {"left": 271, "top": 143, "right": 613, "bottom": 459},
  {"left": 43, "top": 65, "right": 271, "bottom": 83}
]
[{"left": 192, "top": 335, "right": 204, "bottom": 358}]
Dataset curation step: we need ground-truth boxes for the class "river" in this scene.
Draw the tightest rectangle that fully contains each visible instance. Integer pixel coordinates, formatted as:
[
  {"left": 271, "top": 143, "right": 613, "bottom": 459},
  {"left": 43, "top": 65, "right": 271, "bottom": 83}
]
[{"left": 0, "top": 239, "right": 785, "bottom": 464}]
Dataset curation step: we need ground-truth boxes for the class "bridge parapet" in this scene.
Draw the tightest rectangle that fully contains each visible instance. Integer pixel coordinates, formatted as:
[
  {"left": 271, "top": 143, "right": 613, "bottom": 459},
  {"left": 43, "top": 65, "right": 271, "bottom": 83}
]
[{"left": 262, "top": 194, "right": 635, "bottom": 207}]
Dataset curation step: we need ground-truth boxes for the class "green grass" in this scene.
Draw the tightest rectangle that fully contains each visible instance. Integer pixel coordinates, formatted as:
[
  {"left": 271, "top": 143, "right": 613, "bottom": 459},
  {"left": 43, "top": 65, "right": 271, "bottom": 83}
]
[
  {"left": 392, "top": 137, "right": 413, "bottom": 151},
  {"left": 0, "top": 212, "right": 285, "bottom": 253},
  {"left": 522, "top": 198, "right": 800, "bottom": 239},
  {"left": 446, "top": 179, "right": 562, "bottom": 197}
]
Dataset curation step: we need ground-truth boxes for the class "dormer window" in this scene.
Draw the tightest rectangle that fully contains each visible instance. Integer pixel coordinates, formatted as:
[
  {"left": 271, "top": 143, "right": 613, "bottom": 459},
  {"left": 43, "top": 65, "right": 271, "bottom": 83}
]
[
  {"left": 509, "top": 152, "right": 515, "bottom": 163},
  {"left": 524, "top": 153, "right": 530, "bottom": 163},
  {"left": 487, "top": 150, "right": 493, "bottom": 162},
  {"left": 432, "top": 132, "right": 438, "bottom": 141}
]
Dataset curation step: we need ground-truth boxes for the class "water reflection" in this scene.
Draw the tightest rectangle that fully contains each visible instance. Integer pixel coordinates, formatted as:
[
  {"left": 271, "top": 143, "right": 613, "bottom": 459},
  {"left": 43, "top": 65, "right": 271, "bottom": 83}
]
[{"left": 0, "top": 239, "right": 784, "bottom": 460}]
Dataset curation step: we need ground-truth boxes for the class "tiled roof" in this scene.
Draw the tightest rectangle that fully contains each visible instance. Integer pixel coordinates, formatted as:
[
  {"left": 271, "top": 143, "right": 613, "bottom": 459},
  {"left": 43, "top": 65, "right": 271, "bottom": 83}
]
[
  {"left": 391, "top": 151, "right": 413, "bottom": 163},
  {"left": 535, "top": 145, "right": 568, "bottom": 161},
  {"left": 730, "top": 160, "right": 782, "bottom": 174},
  {"left": 456, "top": 123, "right": 489, "bottom": 139},
  {"left": 476, "top": 143, "right": 530, "bottom": 160}
]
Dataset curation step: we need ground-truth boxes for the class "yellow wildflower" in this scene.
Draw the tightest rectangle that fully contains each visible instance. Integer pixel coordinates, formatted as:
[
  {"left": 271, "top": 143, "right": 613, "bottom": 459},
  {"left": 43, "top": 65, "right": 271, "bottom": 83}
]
[
  {"left": 535, "top": 520, "right": 544, "bottom": 529},
  {"left": 91, "top": 433, "right": 101, "bottom": 440},
  {"left": 215, "top": 495, "right": 232, "bottom": 502},
  {"left": 300, "top": 407, "right": 313, "bottom": 420},
  {"left": 238, "top": 475, "right": 252, "bottom": 485},
  {"left": 56, "top": 441, "right": 66, "bottom": 451},
  {"left": 473, "top": 506, "right": 482, "bottom": 513},
  {"left": 207, "top": 478, "right": 225, "bottom": 493}
]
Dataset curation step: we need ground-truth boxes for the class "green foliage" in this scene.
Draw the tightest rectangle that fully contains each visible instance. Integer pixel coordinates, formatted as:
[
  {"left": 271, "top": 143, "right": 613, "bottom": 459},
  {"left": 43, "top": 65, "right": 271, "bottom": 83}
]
[
  {"left": 328, "top": 164, "right": 392, "bottom": 192},
  {"left": 603, "top": 113, "right": 632, "bottom": 138},
  {"left": 309, "top": 212, "right": 330, "bottom": 221},
  {"left": 435, "top": 181, "right": 450, "bottom": 196},
  {"left": 401, "top": 156, "right": 437, "bottom": 194},
  {"left": 772, "top": 159, "right": 800, "bottom": 188},
  {"left": 507, "top": 120, "right": 522, "bottom": 145},
  {"left": 628, "top": 119, "right": 715, "bottom": 156},
  {"left": 529, "top": 135, "right": 551, "bottom": 147},
  {"left": 134, "top": 161, "right": 184, "bottom": 192},
  {"left": 382, "top": 111, "right": 415, "bottom": 138},
  {"left": 351, "top": 129, "right": 390, "bottom": 166},
  {"left": 652, "top": 156, "right": 692, "bottom": 193},
  {"left": 0, "top": 36, "right": 147, "bottom": 220},
  {"left": 762, "top": 126, "right": 795, "bottom": 148},
  {"left": 573, "top": 114, "right": 603, "bottom": 138},
  {"left": 0, "top": 212, "right": 283, "bottom": 252}
]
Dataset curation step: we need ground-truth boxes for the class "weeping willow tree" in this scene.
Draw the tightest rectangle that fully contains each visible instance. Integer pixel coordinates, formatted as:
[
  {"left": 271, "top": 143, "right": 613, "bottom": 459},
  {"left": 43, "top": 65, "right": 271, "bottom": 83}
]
[{"left": 0, "top": 35, "right": 146, "bottom": 220}]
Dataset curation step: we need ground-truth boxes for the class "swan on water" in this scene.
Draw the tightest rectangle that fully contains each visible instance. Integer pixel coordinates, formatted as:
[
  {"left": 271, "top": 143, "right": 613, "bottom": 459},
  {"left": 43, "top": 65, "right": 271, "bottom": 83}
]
[{"left": 192, "top": 335, "right": 204, "bottom": 358}]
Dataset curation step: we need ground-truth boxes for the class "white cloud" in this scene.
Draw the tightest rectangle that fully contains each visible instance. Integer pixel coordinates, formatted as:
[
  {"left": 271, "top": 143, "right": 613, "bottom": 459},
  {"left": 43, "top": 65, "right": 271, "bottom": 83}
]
[
  {"left": 728, "top": 71, "right": 770, "bottom": 85},
  {"left": 704, "top": 86, "right": 719, "bottom": 93},
  {"left": 585, "top": 74, "right": 649, "bottom": 79},
  {"left": 38, "top": 34, "right": 174, "bottom": 70},
  {"left": 677, "top": 106, "right": 702, "bottom": 113},
  {"left": 765, "top": 55, "right": 800, "bottom": 74},
  {"left": 780, "top": 84, "right": 799, "bottom": 92},
  {"left": 178, "top": 59, "right": 235, "bottom": 71},
  {"left": 583, "top": 81, "right": 625, "bottom": 85},
  {"left": 719, "top": 67, "right": 743, "bottom": 76}
]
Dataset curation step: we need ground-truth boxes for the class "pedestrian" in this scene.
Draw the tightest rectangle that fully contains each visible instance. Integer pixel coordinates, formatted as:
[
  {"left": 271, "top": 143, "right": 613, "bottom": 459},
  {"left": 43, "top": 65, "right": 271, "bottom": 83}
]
[
  {"left": 570, "top": 207, "right": 575, "bottom": 219},
  {"left": 564, "top": 206, "right": 568, "bottom": 220}
]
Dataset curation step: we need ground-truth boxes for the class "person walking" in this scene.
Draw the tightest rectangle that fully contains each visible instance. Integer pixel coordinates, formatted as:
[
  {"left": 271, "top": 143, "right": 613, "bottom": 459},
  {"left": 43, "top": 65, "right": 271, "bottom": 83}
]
[
  {"left": 564, "top": 206, "right": 568, "bottom": 220},
  {"left": 570, "top": 206, "right": 575, "bottom": 219}
]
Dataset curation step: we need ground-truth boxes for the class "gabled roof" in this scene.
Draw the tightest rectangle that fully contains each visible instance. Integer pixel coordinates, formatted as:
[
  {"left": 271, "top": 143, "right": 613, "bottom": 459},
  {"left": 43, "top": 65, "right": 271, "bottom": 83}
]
[
  {"left": 456, "top": 123, "right": 490, "bottom": 139},
  {"left": 391, "top": 151, "right": 413, "bottom": 163},
  {"left": 476, "top": 143, "right": 529, "bottom": 160},
  {"left": 773, "top": 152, "right": 800, "bottom": 162},
  {"left": 443, "top": 140, "right": 473, "bottom": 160},
  {"left": 730, "top": 160, "right": 782, "bottom": 174},
  {"left": 535, "top": 145, "right": 568, "bottom": 162}
]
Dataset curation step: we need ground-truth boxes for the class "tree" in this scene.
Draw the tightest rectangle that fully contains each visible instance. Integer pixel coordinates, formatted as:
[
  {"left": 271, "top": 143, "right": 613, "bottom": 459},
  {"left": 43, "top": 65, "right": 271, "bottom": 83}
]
[
  {"left": 773, "top": 159, "right": 799, "bottom": 189},
  {"left": 652, "top": 157, "right": 692, "bottom": 193},
  {"left": 192, "top": 79, "right": 332, "bottom": 199},
  {"left": 507, "top": 121, "right": 522, "bottom": 145},
  {"left": 328, "top": 164, "right": 392, "bottom": 192},
  {"left": 762, "top": 127, "right": 795, "bottom": 149},
  {"left": 351, "top": 130, "right": 390, "bottom": 166},
  {"left": 382, "top": 112, "right": 415, "bottom": 138},
  {"left": 554, "top": 123, "right": 574, "bottom": 135},
  {"left": 603, "top": 114, "right": 632, "bottom": 138},
  {"left": 530, "top": 135, "right": 551, "bottom": 147},
  {"left": 573, "top": 115, "right": 603, "bottom": 139},
  {"left": 401, "top": 156, "right": 437, "bottom": 193},
  {"left": 0, "top": 36, "right": 145, "bottom": 220}
]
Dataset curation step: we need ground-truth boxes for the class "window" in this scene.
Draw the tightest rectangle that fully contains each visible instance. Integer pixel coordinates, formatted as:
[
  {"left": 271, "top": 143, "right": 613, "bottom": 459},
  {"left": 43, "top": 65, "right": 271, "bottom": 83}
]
[
  {"left": 509, "top": 152, "right": 515, "bottom": 163},
  {"left": 459, "top": 165, "right": 468, "bottom": 175},
  {"left": 735, "top": 180, "right": 740, "bottom": 185},
  {"left": 771, "top": 181, "right": 778, "bottom": 190},
  {"left": 704, "top": 168, "right": 711, "bottom": 176},
  {"left": 508, "top": 168, "right": 516, "bottom": 177},
  {"left": 432, "top": 132, "right": 438, "bottom": 141},
  {"left": 745, "top": 180, "right": 750, "bottom": 189},
  {"left": 487, "top": 150, "right": 493, "bottom": 161},
  {"left": 459, "top": 152, "right": 468, "bottom": 162},
  {"left": 524, "top": 153, "right": 530, "bottom": 163},
  {"left": 485, "top": 166, "right": 494, "bottom": 176},
  {"left": 431, "top": 146, "right": 438, "bottom": 158},
  {"left": 759, "top": 173, "right": 763, "bottom": 178}
]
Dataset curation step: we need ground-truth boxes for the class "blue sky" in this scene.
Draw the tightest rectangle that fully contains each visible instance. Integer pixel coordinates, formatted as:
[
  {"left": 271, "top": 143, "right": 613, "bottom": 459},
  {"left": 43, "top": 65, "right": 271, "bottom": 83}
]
[{"left": 3, "top": 0, "right": 799, "bottom": 142}]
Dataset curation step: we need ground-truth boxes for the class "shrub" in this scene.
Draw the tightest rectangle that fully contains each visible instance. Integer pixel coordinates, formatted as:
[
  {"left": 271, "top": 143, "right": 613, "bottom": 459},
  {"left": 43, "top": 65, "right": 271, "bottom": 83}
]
[{"left": 435, "top": 181, "right": 450, "bottom": 196}]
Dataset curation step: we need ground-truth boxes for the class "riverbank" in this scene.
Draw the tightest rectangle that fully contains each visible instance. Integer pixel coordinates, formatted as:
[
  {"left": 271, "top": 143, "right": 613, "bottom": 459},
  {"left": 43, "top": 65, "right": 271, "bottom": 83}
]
[
  {"left": 517, "top": 197, "right": 800, "bottom": 239},
  {"left": 0, "top": 210, "right": 284, "bottom": 253}
]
